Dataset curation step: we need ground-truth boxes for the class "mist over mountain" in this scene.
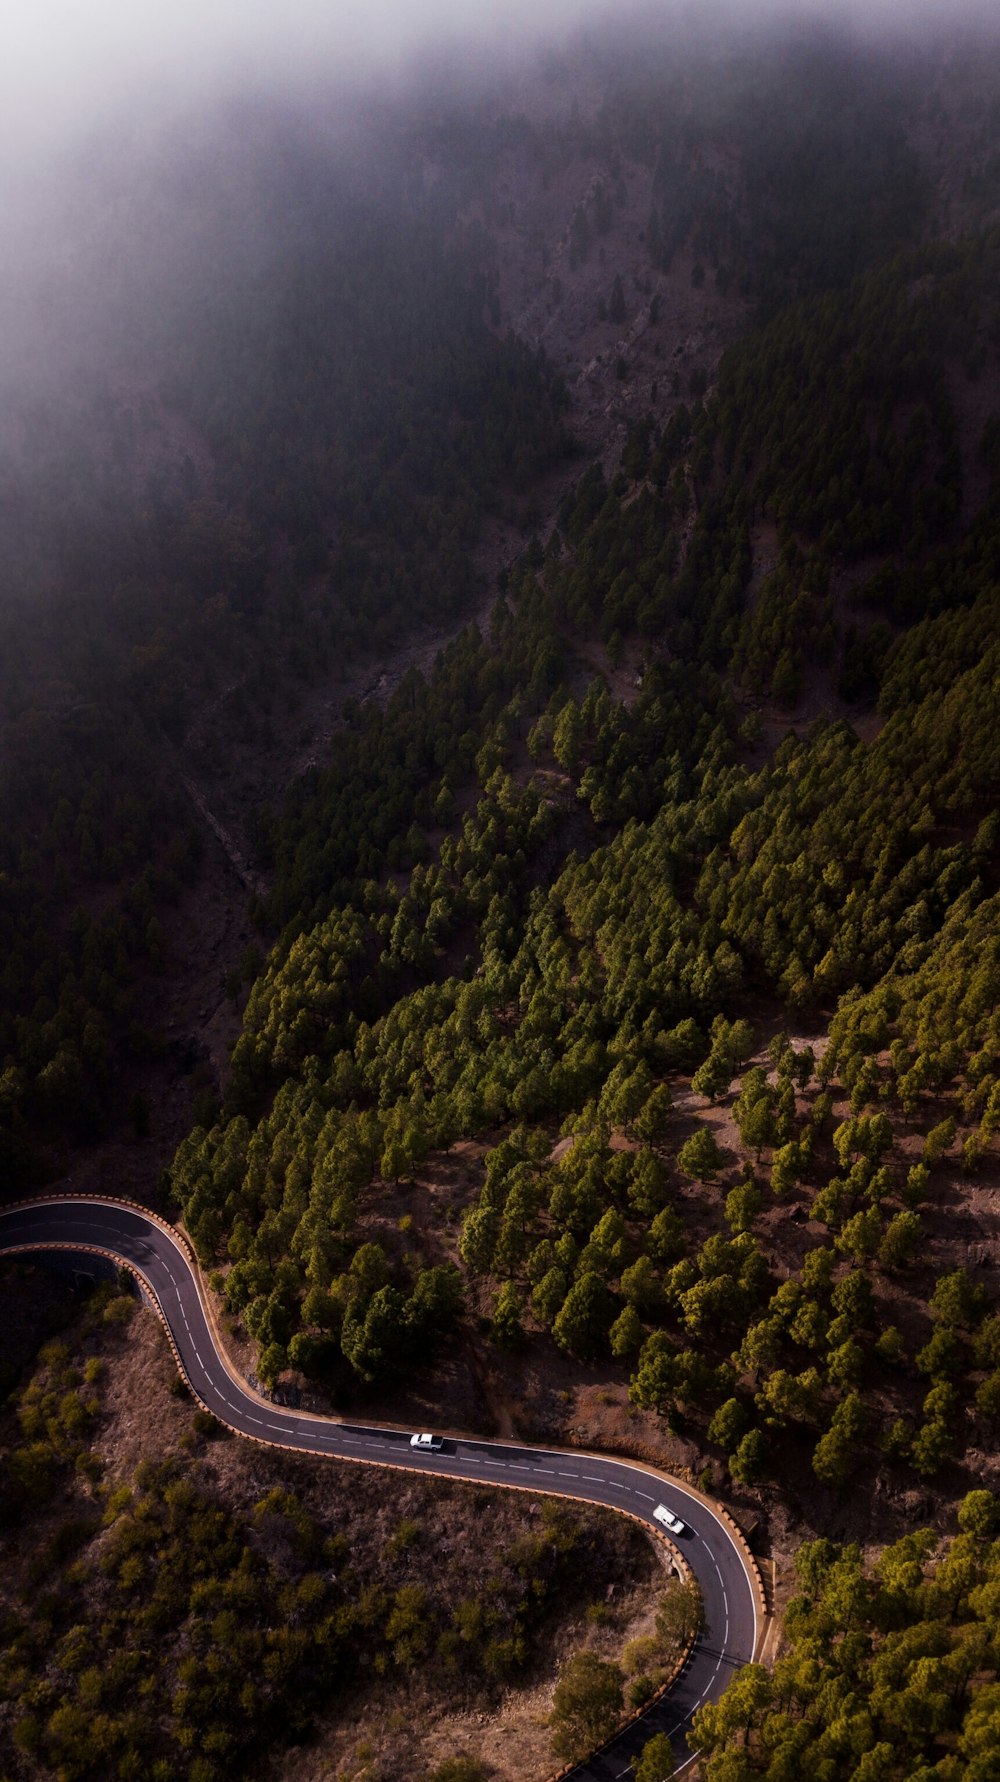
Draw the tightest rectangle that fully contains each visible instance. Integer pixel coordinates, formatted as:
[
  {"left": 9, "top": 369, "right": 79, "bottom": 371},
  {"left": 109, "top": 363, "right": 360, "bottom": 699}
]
[
  {"left": 2, "top": 5, "right": 1000, "bottom": 1781},
  {"left": 0, "top": 0, "right": 993, "bottom": 395}
]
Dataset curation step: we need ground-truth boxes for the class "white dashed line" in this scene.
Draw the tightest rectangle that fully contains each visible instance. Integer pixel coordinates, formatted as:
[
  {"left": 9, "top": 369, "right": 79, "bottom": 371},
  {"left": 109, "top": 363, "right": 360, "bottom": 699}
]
[{"left": 4, "top": 1198, "right": 758, "bottom": 1780}]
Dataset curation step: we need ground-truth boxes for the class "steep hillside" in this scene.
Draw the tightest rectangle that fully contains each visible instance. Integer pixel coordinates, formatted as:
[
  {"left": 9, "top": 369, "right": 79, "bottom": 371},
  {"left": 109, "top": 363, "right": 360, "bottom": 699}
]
[
  {"left": 3, "top": 16, "right": 1000, "bottom": 1782},
  {"left": 169, "top": 223, "right": 1000, "bottom": 1776}
]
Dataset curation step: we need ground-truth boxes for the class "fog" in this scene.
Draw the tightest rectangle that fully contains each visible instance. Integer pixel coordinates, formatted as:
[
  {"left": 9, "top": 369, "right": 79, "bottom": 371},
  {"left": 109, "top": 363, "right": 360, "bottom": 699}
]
[
  {"left": 0, "top": 0, "right": 997, "bottom": 405},
  {"left": 3, "top": 0, "right": 998, "bottom": 159},
  {"left": 5, "top": 0, "right": 611, "bottom": 153}
]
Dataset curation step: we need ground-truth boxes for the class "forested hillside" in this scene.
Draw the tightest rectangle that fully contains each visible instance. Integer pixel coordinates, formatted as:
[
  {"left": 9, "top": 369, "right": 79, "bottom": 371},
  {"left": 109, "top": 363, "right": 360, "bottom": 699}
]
[
  {"left": 0, "top": 108, "right": 571, "bottom": 1189},
  {"left": 171, "top": 223, "right": 1000, "bottom": 1773},
  {"left": 173, "top": 225, "right": 1000, "bottom": 1450},
  {"left": 690, "top": 1509, "right": 1000, "bottom": 1779},
  {"left": 3, "top": 15, "right": 1000, "bottom": 1782}
]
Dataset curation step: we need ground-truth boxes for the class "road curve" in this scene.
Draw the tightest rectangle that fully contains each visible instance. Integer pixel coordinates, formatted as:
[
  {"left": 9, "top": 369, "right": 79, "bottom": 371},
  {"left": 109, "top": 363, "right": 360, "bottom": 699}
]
[{"left": 0, "top": 1196, "right": 762, "bottom": 1778}]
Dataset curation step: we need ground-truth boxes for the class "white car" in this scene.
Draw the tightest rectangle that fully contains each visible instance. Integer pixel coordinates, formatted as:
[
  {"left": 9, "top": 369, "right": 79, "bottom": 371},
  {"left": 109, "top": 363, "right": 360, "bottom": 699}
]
[
  {"left": 410, "top": 1432, "right": 444, "bottom": 1451},
  {"left": 653, "top": 1503, "right": 686, "bottom": 1536}
]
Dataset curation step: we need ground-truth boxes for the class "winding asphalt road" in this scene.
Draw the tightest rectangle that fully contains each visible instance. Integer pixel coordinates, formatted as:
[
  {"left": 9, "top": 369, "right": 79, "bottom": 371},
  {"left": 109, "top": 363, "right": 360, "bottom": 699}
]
[{"left": 0, "top": 1197, "right": 762, "bottom": 1778}]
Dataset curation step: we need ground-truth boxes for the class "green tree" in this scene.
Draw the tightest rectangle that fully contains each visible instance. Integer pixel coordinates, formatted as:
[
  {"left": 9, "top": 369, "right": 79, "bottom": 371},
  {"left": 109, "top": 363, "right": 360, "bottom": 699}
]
[
  {"left": 409, "top": 1265, "right": 464, "bottom": 1338},
  {"left": 691, "top": 1662, "right": 773, "bottom": 1752},
  {"left": 655, "top": 1577, "right": 704, "bottom": 1656},
  {"left": 610, "top": 1303, "right": 645, "bottom": 1359},
  {"left": 460, "top": 1205, "right": 500, "bottom": 1275},
  {"left": 491, "top": 1282, "right": 525, "bottom": 1349},
  {"left": 550, "top": 1650, "right": 624, "bottom": 1760},
  {"left": 725, "top": 1181, "right": 763, "bottom": 1234},
  {"left": 635, "top": 1732, "right": 674, "bottom": 1782},
  {"left": 812, "top": 1393, "right": 867, "bottom": 1486},
  {"left": 770, "top": 1140, "right": 802, "bottom": 1196},
  {"left": 911, "top": 1415, "right": 957, "bottom": 1479},
  {"left": 692, "top": 1052, "right": 732, "bottom": 1103},
  {"left": 931, "top": 1267, "right": 987, "bottom": 1330},
  {"left": 620, "top": 1254, "right": 662, "bottom": 1314},
  {"left": 341, "top": 1285, "right": 409, "bottom": 1384},
  {"left": 634, "top": 1085, "right": 673, "bottom": 1145},
  {"left": 922, "top": 1116, "right": 956, "bottom": 1165},
  {"left": 878, "top": 1209, "right": 921, "bottom": 1270},
  {"left": 628, "top": 1149, "right": 669, "bottom": 1216},
  {"left": 553, "top": 1273, "right": 615, "bottom": 1362},
  {"left": 629, "top": 1332, "right": 680, "bottom": 1417},
  {"left": 386, "top": 1583, "right": 432, "bottom": 1666},
  {"left": 532, "top": 1267, "right": 568, "bottom": 1327},
  {"left": 648, "top": 1206, "right": 685, "bottom": 1263},
  {"left": 678, "top": 1128, "right": 725, "bottom": 1181},
  {"left": 708, "top": 1397, "right": 749, "bottom": 1451},
  {"left": 957, "top": 1490, "right": 1000, "bottom": 1537},
  {"left": 736, "top": 1094, "right": 776, "bottom": 1160},
  {"left": 729, "top": 1428, "right": 768, "bottom": 1485}
]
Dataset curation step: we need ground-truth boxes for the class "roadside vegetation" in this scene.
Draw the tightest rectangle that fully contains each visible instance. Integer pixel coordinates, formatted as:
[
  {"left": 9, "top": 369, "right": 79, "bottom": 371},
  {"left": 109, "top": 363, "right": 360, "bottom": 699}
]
[
  {"left": 0, "top": 1276, "right": 660, "bottom": 1782},
  {"left": 2, "top": 19, "right": 1000, "bottom": 1782},
  {"left": 691, "top": 1506, "right": 1000, "bottom": 1779}
]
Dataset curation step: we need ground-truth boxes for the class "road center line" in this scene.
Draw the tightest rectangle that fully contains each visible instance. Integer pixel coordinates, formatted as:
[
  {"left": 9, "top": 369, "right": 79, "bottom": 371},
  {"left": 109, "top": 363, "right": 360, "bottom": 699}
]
[{"left": 0, "top": 1196, "right": 761, "bottom": 1778}]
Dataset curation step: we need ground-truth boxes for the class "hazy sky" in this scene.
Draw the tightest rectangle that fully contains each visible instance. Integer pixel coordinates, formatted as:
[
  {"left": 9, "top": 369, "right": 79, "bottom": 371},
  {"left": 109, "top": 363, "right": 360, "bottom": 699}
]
[
  {"left": 4, "top": 0, "right": 608, "bottom": 148},
  {"left": 3, "top": 0, "right": 993, "bottom": 156},
  {"left": 0, "top": 0, "right": 994, "bottom": 399}
]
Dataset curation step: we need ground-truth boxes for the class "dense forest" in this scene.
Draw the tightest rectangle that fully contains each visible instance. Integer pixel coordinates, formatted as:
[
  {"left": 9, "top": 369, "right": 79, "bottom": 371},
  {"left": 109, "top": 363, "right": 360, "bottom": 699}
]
[
  {"left": 3, "top": 14, "right": 1000, "bottom": 1782},
  {"left": 691, "top": 1510, "right": 1000, "bottom": 1779},
  {"left": 173, "top": 230, "right": 1000, "bottom": 1495}
]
